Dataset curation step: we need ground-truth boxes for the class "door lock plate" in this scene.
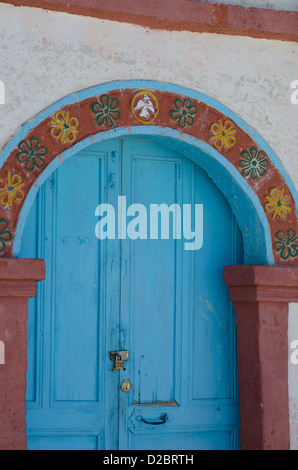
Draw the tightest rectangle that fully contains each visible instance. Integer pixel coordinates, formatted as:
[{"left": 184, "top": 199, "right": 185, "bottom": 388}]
[{"left": 110, "top": 350, "right": 129, "bottom": 361}]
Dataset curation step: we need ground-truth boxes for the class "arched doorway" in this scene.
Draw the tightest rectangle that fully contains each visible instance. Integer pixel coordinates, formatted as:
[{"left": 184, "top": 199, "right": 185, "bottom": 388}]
[
  {"left": 0, "top": 81, "right": 296, "bottom": 450},
  {"left": 19, "top": 136, "right": 242, "bottom": 450}
]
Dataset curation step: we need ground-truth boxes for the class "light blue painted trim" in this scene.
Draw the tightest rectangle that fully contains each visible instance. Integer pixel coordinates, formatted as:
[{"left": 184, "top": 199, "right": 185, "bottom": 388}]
[
  {"left": 1, "top": 79, "right": 288, "bottom": 263},
  {"left": 13, "top": 125, "right": 274, "bottom": 265}
]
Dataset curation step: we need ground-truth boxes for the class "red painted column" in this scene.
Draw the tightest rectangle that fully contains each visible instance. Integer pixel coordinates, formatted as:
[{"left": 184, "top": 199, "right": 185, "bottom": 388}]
[
  {"left": 223, "top": 265, "right": 298, "bottom": 450},
  {"left": 0, "top": 258, "right": 45, "bottom": 450}
]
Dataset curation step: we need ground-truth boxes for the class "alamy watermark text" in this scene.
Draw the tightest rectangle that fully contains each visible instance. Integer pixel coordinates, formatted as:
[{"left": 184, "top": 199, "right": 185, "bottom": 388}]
[{"left": 95, "top": 196, "right": 203, "bottom": 251}]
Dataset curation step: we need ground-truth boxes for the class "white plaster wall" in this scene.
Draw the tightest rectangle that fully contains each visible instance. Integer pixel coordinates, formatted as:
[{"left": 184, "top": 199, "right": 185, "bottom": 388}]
[
  {"left": 0, "top": 3, "right": 298, "bottom": 447},
  {"left": 289, "top": 303, "right": 298, "bottom": 450},
  {"left": 0, "top": 5, "right": 297, "bottom": 189},
  {"left": 203, "top": 0, "right": 298, "bottom": 12}
]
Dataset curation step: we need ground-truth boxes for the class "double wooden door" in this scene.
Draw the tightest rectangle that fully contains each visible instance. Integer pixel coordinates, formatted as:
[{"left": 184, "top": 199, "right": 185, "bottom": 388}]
[{"left": 19, "top": 138, "right": 243, "bottom": 450}]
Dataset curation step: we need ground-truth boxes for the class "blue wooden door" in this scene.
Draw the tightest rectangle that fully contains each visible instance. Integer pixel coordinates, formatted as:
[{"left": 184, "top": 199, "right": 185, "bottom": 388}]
[{"left": 19, "top": 138, "right": 243, "bottom": 450}]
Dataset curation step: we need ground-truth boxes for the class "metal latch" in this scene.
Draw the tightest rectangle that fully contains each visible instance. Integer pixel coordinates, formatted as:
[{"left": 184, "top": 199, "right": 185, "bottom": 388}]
[{"left": 110, "top": 350, "right": 129, "bottom": 371}]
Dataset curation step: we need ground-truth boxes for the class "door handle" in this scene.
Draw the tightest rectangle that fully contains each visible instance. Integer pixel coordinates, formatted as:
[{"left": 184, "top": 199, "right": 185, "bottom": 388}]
[{"left": 138, "top": 413, "right": 168, "bottom": 425}]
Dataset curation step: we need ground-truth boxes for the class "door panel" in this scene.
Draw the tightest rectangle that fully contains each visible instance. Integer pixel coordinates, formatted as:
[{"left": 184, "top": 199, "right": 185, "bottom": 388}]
[
  {"left": 20, "top": 137, "right": 243, "bottom": 450},
  {"left": 128, "top": 429, "right": 232, "bottom": 451},
  {"left": 122, "top": 148, "right": 182, "bottom": 405},
  {"left": 20, "top": 141, "right": 121, "bottom": 450},
  {"left": 54, "top": 155, "right": 102, "bottom": 402},
  {"left": 27, "top": 432, "right": 104, "bottom": 451},
  {"left": 191, "top": 162, "right": 241, "bottom": 402},
  {"left": 118, "top": 140, "right": 242, "bottom": 450}
]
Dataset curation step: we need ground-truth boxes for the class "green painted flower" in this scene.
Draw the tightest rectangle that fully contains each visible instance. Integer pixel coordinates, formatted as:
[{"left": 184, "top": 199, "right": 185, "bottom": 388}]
[
  {"left": 0, "top": 219, "right": 12, "bottom": 253},
  {"left": 17, "top": 137, "right": 47, "bottom": 171},
  {"left": 275, "top": 229, "right": 298, "bottom": 260},
  {"left": 92, "top": 94, "right": 120, "bottom": 128},
  {"left": 239, "top": 147, "right": 268, "bottom": 181},
  {"left": 170, "top": 98, "right": 197, "bottom": 128}
]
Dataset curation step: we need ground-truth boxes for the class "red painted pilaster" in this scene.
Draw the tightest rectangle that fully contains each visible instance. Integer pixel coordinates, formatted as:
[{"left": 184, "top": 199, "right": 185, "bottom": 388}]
[
  {"left": 0, "top": 259, "right": 45, "bottom": 450},
  {"left": 224, "top": 265, "right": 298, "bottom": 450}
]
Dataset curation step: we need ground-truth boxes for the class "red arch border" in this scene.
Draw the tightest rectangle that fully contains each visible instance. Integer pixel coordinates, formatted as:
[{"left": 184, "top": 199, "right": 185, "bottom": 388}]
[{"left": 0, "top": 87, "right": 297, "bottom": 264}]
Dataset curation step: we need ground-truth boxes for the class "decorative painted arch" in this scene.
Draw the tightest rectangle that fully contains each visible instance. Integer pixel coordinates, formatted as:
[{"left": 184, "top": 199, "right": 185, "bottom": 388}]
[{"left": 0, "top": 80, "right": 297, "bottom": 265}]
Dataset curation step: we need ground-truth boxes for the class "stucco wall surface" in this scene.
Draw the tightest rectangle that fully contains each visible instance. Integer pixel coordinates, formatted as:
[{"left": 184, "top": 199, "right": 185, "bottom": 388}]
[
  {"left": 0, "top": 2, "right": 298, "bottom": 448},
  {"left": 289, "top": 303, "right": 298, "bottom": 450},
  {"left": 0, "top": 4, "right": 297, "bottom": 189}
]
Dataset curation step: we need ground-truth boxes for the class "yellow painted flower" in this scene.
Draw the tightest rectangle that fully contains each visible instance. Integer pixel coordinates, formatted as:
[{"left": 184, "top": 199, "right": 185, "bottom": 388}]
[
  {"left": 0, "top": 171, "right": 24, "bottom": 207},
  {"left": 265, "top": 188, "right": 292, "bottom": 219},
  {"left": 210, "top": 119, "right": 237, "bottom": 150},
  {"left": 50, "top": 110, "right": 79, "bottom": 144}
]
